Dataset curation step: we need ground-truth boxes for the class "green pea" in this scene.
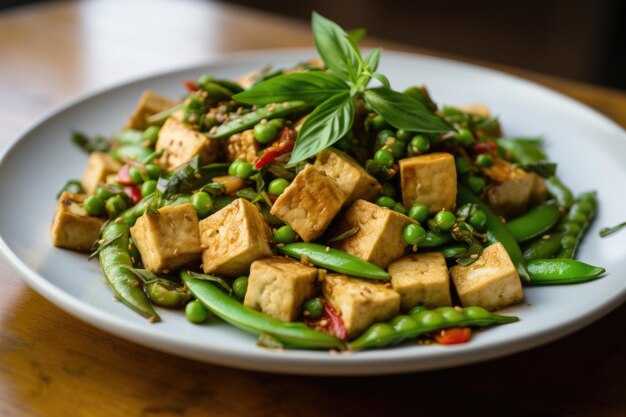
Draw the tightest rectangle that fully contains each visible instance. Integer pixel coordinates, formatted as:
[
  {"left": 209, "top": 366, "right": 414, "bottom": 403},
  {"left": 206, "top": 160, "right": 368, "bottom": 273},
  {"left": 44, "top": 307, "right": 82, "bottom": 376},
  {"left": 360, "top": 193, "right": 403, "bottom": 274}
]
[
  {"left": 430, "top": 210, "right": 456, "bottom": 232},
  {"left": 105, "top": 195, "right": 128, "bottom": 218},
  {"left": 268, "top": 118, "right": 285, "bottom": 130},
  {"left": 438, "top": 307, "right": 465, "bottom": 323},
  {"left": 192, "top": 191, "right": 213, "bottom": 218},
  {"left": 141, "top": 180, "right": 157, "bottom": 197},
  {"left": 570, "top": 201, "right": 594, "bottom": 217},
  {"left": 145, "top": 163, "right": 161, "bottom": 180},
  {"left": 466, "top": 175, "right": 486, "bottom": 193},
  {"left": 557, "top": 222, "right": 581, "bottom": 236},
  {"left": 407, "top": 135, "right": 430, "bottom": 155},
  {"left": 377, "top": 129, "right": 395, "bottom": 146},
  {"left": 83, "top": 195, "right": 104, "bottom": 216},
  {"left": 409, "top": 305, "right": 427, "bottom": 316},
  {"left": 364, "top": 323, "right": 396, "bottom": 340},
  {"left": 303, "top": 297, "right": 324, "bottom": 319},
  {"left": 394, "top": 202, "right": 408, "bottom": 215},
  {"left": 235, "top": 161, "right": 254, "bottom": 179},
  {"left": 142, "top": 126, "right": 160, "bottom": 144},
  {"left": 561, "top": 235, "right": 577, "bottom": 249},
  {"left": 408, "top": 203, "right": 430, "bottom": 224},
  {"left": 374, "top": 149, "right": 395, "bottom": 168},
  {"left": 57, "top": 179, "right": 84, "bottom": 198},
  {"left": 228, "top": 159, "right": 245, "bottom": 176},
  {"left": 390, "top": 315, "right": 419, "bottom": 333},
  {"left": 268, "top": 178, "right": 290, "bottom": 196},
  {"left": 415, "top": 311, "right": 444, "bottom": 327},
  {"left": 455, "top": 157, "right": 471, "bottom": 175},
  {"left": 95, "top": 186, "right": 117, "bottom": 201},
  {"left": 455, "top": 128, "right": 475, "bottom": 147},
  {"left": 128, "top": 166, "right": 144, "bottom": 184},
  {"left": 384, "top": 139, "right": 406, "bottom": 158},
  {"left": 469, "top": 209, "right": 487, "bottom": 229},
  {"left": 476, "top": 154, "right": 493, "bottom": 167},
  {"left": 463, "top": 306, "right": 490, "bottom": 320},
  {"left": 403, "top": 223, "right": 426, "bottom": 246},
  {"left": 395, "top": 129, "right": 412, "bottom": 142},
  {"left": 253, "top": 123, "right": 278, "bottom": 144},
  {"left": 232, "top": 276, "right": 249, "bottom": 299},
  {"left": 185, "top": 300, "right": 209, "bottom": 324},
  {"left": 368, "top": 114, "right": 388, "bottom": 131},
  {"left": 274, "top": 225, "right": 296, "bottom": 243},
  {"left": 376, "top": 196, "right": 396, "bottom": 209},
  {"left": 567, "top": 211, "right": 588, "bottom": 226},
  {"left": 381, "top": 182, "right": 397, "bottom": 199}
]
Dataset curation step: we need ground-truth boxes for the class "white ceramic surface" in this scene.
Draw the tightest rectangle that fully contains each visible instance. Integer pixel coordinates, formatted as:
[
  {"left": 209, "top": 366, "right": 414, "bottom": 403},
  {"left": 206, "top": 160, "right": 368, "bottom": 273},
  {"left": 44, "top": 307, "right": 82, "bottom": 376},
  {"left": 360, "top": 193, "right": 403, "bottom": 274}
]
[{"left": 1, "top": 49, "right": 625, "bottom": 375}]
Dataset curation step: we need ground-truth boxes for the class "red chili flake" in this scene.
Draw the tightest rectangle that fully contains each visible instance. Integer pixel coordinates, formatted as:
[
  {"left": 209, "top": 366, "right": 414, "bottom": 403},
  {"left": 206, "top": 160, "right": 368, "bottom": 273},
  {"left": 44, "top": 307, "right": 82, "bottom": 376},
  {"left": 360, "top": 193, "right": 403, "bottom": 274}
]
[{"left": 184, "top": 80, "right": 198, "bottom": 92}]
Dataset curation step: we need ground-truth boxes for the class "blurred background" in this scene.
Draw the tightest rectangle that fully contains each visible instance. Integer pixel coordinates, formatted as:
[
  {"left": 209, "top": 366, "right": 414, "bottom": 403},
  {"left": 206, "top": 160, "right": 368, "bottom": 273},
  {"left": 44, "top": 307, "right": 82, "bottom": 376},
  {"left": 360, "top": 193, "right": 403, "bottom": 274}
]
[{"left": 2, "top": 0, "right": 624, "bottom": 91}]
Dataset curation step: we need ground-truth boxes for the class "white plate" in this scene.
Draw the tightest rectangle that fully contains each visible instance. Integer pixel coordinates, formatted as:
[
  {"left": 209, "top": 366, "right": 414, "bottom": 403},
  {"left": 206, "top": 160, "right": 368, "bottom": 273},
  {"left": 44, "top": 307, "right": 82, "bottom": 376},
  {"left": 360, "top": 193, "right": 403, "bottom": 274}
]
[{"left": 1, "top": 49, "right": 625, "bottom": 375}]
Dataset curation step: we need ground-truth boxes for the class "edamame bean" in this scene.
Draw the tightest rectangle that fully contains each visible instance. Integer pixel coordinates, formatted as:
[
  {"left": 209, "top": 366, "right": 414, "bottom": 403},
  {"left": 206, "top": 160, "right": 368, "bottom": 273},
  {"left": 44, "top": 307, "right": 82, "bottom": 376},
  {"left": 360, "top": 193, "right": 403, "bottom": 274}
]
[
  {"left": 274, "top": 225, "right": 297, "bottom": 243},
  {"left": 232, "top": 276, "right": 249, "bottom": 299},
  {"left": 185, "top": 300, "right": 209, "bottom": 324},
  {"left": 403, "top": 224, "right": 426, "bottom": 246},
  {"left": 268, "top": 178, "right": 290, "bottom": 195},
  {"left": 303, "top": 298, "right": 324, "bottom": 319},
  {"left": 408, "top": 203, "right": 430, "bottom": 223},
  {"left": 84, "top": 195, "right": 105, "bottom": 216}
]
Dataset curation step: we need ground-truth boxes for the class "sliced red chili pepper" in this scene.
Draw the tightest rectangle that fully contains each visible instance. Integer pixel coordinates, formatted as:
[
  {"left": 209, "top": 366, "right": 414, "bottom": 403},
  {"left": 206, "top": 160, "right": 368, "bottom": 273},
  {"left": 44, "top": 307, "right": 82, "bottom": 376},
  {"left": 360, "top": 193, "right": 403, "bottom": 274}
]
[
  {"left": 124, "top": 185, "right": 142, "bottom": 205},
  {"left": 184, "top": 80, "right": 198, "bottom": 92},
  {"left": 472, "top": 140, "right": 497, "bottom": 155},
  {"left": 305, "top": 297, "right": 347, "bottom": 341},
  {"left": 434, "top": 327, "right": 472, "bottom": 345},
  {"left": 117, "top": 164, "right": 133, "bottom": 185},
  {"left": 254, "top": 127, "right": 295, "bottom": 170},
  {"left": 267, "top": 193, "right": 278, "bottom": 203}
]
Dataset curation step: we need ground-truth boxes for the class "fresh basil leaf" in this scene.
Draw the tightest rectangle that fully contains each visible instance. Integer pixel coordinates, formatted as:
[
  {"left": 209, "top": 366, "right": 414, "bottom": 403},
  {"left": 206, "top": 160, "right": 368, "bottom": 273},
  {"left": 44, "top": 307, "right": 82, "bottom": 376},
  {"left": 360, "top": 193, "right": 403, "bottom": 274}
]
[
  {"left": 600, "top": 221, "right": 626, "bottom": 237},
  {"left": 364, "top": 87, "right": 452, "bottom": 132},
  {"left": 371, "top": 72, "right": 390, "bottom": 88},
  {"left": 289, "top": 92, "right": 355, "bottom": 164},
  {"left": 347, "top": 28, "right": 366, "bottom": 45},
  {"left": 157, "top": 157, "right": 230, "bottom": 199},
  {"left": 497, "top": 137, "right": 546, "bottom": 165},
  {"left": 312, "top": 12, "right": 360, "bottom": 82},
  {"left": 525, "top": 162, "right": 557, "bottom": 177},
  {"left": 233, "top": 72, "right": 348, "bottom": 105},
  {"left": 364, "top": 48, "right": 381, "bottom": 72}
]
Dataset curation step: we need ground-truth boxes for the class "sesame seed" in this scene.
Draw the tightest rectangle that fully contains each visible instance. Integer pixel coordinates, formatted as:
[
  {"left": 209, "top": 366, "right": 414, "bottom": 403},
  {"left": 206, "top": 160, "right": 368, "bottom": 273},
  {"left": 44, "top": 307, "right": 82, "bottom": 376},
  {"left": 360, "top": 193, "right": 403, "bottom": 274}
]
[
  {"left": 454, "top": 306, "right": 464, "bottom": 312},
  {"left": 470, "top": 253, "right": 479, "bottom": 259},
  {"left": 542, "top": 234, "right": 551, "bottom": 240}
]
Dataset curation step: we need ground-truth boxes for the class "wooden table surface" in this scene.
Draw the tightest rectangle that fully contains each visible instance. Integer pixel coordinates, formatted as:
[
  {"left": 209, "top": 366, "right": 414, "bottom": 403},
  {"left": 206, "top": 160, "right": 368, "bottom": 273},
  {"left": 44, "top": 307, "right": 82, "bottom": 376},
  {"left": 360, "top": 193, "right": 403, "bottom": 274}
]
[{"left": 1, "top": 1, "right": 624, "bottom": 416}]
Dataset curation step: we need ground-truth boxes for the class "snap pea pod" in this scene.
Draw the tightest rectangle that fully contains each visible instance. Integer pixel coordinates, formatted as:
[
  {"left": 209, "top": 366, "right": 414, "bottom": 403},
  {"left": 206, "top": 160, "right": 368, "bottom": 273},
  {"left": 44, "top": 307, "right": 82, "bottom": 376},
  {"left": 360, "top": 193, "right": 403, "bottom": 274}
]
[
  {"left": 527, "top": 259, "right": 605, "bottom": 285},
  {"left": 419, "top": 230, "right": 453, "bottom": 248},
  {"left": 545, "top": 176, "right": 574, "bottom": 209},
  {"left": 145, "top": 279, "right": 192, "bottom": 308},
  {"left": 556, "top": 192, "right": 597, "bottom": 259},
  {"left": 206, "top": 101, "right": 309, "bottom": 139},
  {"left": 523, "top": 233, "right": 563, "bottom": 261},
  {"left": 181, "top": 272, "right": 344, "bottom": 349},
  {"left": 435, "top": 242, "right": 468, "bottom": 260},
  {"left": 145, "top": 102, "right": 185, "bottom": 126},
  {"left": 505, "top": 201, "right": 561, "bottom": 243},
  {"left": 349, "top": 306, "right": 518, "bottom": 350},
  {"left": 457, "top": 185, "right": 530, "bottom": 282},
  {"left": 277, "top": 243, "right": 390, "bottom": 280},
  {"left": 112, "top": 130, "right": 144, "bottom": 145},
  {"left": 110, "top": 144, "right": 153, "bottom": 162}
]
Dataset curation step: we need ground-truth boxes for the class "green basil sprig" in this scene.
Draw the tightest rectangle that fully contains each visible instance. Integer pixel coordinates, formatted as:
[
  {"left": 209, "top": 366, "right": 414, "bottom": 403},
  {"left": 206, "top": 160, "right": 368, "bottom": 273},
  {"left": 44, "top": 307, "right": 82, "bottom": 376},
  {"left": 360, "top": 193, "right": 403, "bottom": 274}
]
[{"left": 232, "top": 12, "right": 452, "bottom": 164}]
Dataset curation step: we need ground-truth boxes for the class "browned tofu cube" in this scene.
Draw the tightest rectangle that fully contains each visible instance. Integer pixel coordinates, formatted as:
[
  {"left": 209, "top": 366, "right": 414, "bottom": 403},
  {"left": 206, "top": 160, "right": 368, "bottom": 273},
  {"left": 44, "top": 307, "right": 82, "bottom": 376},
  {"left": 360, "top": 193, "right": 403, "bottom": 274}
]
[
  {"left": 322, "top": 274, "right": 400, "bottom": 339},
  {"left": 156, "top": 118, "right": 220, "bottom": 170},
  {"left": 450, "top": 242, "right": 524, "bottom": 311},
  {"left": 389, "top": 252, "right": 452, "bottom": 310},
  {"left": 483, "top": 158, "right": 546, "bottom": 218},
  {"left": 400, "top": 153, "right": 457, "bottom": 214},
  {"left": 270, "top": 164, "right": 346, "bottom": 242},
  {"left": 244, "top": 257, "right": 318, "bottom": 321},
  {"left": 314, "top": 148, "right": 382, "bottom": 205},
  {"left": 222, "top": 129, "right": 260, "bottom": 163},
  {"left": 212, "top": 175, "right": 247, "bottom": 195},
  {"left": 199, "top": 198, "right": 273, "bottom": 277},
  {"left": 125, "top": 90, "right": 178, "bottom": 131},
  {"left": 130, "top": 203, "right": 201, "bottom": 273},
  {"left": 81, "top": 152, "right": 122, "bottom": 195},
  {"left": 332, "top": 199, "right": 417, "bottom": 268},
  {"left": 50, "top": 192, "right": 105, "bottom": 252}
]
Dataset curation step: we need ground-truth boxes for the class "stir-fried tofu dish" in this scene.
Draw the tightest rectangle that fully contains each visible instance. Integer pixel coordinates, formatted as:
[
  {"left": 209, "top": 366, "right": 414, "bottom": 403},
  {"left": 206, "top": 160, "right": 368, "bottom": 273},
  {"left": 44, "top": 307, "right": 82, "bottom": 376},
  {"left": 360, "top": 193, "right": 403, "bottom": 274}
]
[{"left": 51, "top": 13, "right": 605, "bottom": 351}]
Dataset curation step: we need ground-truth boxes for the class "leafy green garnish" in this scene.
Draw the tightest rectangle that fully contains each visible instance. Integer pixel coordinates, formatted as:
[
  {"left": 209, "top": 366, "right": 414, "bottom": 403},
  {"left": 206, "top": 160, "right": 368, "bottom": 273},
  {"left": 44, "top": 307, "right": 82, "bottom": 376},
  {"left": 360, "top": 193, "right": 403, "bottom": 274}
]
[
  {"left": 72, "top": 131, "right": 110, "bottom": 153},
  {"left": 327, "top": 227, "right": 360, "bottom": 243},
  {"left": 600, "top": 221, "right": 626, "bottom": 237},
  {"left": 185, "top": 271, "right": 232, "bottom": 294}
]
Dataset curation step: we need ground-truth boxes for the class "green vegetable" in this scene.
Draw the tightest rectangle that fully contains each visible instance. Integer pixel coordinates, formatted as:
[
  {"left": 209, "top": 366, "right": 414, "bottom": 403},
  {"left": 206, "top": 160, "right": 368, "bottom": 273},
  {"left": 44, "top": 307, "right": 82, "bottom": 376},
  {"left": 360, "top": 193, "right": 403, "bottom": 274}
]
[
  {"left": 83, "top": 195, "right": 105, "bottom": 216},
  {"left": 468, "top": 210, "right": 487, "bottom": 230},
  {"left": 556, "top": 192, "right": 597, "bottom": 259},
  {"left": 145, "top": 164, "right": 161, "bottom": 180},
  {"left": 527, "top": 259, "right": 606, "bottom": 285},
  {"left": 185, "top": 300, "right": 209, "bottom": 324},
  {"left": 395, "top": 129, "right": 412, "bottom": 142},
  {"left": 105, "top": 195, "right": 128, "bottom": 218},
  {"left": 476, "top": 154, "right": 493, "bottom": 167},
  {"left": 429, "top": 210, "right": 456, "bottom": 232},
  {"left": 110, "top": 144, "right": 152, "bottom": 162},
  {"left": 455, "top": 157, "right": 471, "bottom": 175},
  {"left": 408, "top": 203, "right": 430, "bottom": 223},
  {"left": 253, "top": 123, "right": 278, "bottom": 144},
  {"left": 407, "top": 135, "right": 430, "bottom": 155},
  {"left": 545, "top": 176, "right": 574, "bottom": 209},
  {"left": 182, "top": 273, "right": 344, "bottom": 349},
  {"left": 505, "top": 201, "right": 561, "bottom": 242},
  {"left": 141, "top": 180, "right": 157, "bottom": 197},
  {"left": 192, "top": 191, "right": 213, "bottom": 218},
  {"left": 113, "top": 130, "right": 144, "bottom": 145},
  {"left": 381, "top": 182, "right": 397, "bottom": 199},
  {"left": 466, "top": 175, "right": 486, "bottom": 193},
  {"left": 232, "top": 277, "right": 249, "bottom": 299},
  {"left": 57, "top": 179, "right": 84, "bottom": 198},
  {"left": 303, "top": 298, "right": 324, "bottom": 319},
  {"left": 420, "top": 230, "right": 453, "bottom": 248},
  {"left": 156, "top": 157, "right": 229, "bottom": 199},
  {"left": 235, "top": 161, "right": 254, "bottom": 179},
  {"left": 349, "top": 306, "right": 518, "bottom": 350},
  {"left": 268, "top": 178, "right": 290, "bottom": 196},
  {"left": 274, "top": 225, "right": 297, "bottom": 244},
  {"left": 600, "top": 221, "right": 626, "bottom": 238},
  {"left": 142, "top": 126, "right": 160, "bottom": 144},
  {"left": 436, "top": 243, "right": 468, "bottom": 260},
  {"left": 145, "top": 279, "right": 192, "bottom": 308},
  {"left": 368, "top": 114, "right": 388, "bottom": 131},
  {"left": 393, "top": 202, "right": 408, "bottom": 215},
  {"left": 95, "top": 185, "right": 118, "bottom": 201},
  {"left": 277, "top": 242, "right": 390, "bottom": 280},
  {"left": 523, "top": 233, "right": 563, "bottom": 261},
  {"left": 403, "top": 224, "right": 426, "bottom": 246},
  {"left": 375, "top": 196, "right": 396, "bottom": 209},
  {"left": 374, "top": 149, "right": 395, "bottom": 168},
  {"left": 128, "top": 166, "right": 145, "bottom": 184},
  {"left": 457, "top": 185, "right": 530, "bottom": 282},
  {"left": 71, "top": 131, "right": 109, "bottom": 153}
]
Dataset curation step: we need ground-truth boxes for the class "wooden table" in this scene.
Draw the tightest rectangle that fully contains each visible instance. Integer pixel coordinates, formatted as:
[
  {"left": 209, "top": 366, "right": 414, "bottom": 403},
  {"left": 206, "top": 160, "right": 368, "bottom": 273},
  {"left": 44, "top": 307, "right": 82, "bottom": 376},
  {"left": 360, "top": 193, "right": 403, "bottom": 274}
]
[{"left": 1, "top": 1, "right": 624, "bottom": 416}]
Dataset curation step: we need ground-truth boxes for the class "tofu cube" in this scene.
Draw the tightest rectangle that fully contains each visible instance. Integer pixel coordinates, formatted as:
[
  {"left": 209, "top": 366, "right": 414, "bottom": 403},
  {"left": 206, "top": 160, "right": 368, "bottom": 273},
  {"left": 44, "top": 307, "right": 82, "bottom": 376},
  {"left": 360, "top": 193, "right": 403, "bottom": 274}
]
[
  {"left": 332, "top": 199, "right": 417, "bottom": 269},
  {"left": 125, "top": 90, "right": 178, "bottom": 130},
  {"left": 199, "top": 198, "right": 273, "bottom": 277},
  {"left": 450, "top": 242, "right": 524, "bottom": 311},
  {"left": 50, "top": 192, "right": 105, "bottom": 252},
  {"left": 400, "top": 153, "right": 457, "bottom": 214},
  {"left": 322, "top": 274, "right": 400, "bottom": 339},
  {"left": 244, "top": 257, "right": 318, "bottom": 321},
  {"left": 81, "top": 152, "right": 122, "bottom": 195},
  {"left": 483, "top": 158, "right": 544, "bottom": 218},
  {"left": 222, "top": 129, "right": 260, "bottom": 163},
  {"left": 270, "top": 164, "right": 346, "bottom": 242},
  {"left": 389, "top": 252, "right": 452, "bottom": 310},
  {"left": 314, "top": 148, "right": 382, "bottom": 205},
  {"left": 156, "top": 117, "right": 220, "bottom": 170},
  {"left": 130, "top": 203, "right": 201, "bottom": 273}
]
